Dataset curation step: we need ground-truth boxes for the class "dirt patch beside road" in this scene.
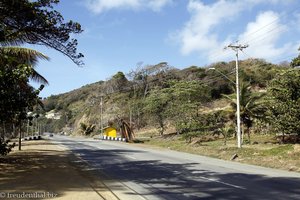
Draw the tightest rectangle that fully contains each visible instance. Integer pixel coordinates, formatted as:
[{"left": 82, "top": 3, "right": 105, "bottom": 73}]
[{"left": 0, "top": 140, "right": 118, "bottom": 200}]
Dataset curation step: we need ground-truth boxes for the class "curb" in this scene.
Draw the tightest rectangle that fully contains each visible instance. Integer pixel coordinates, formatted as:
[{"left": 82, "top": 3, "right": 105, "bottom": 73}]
[
  {"left": 22, "top": 136, "right": 42, "bottom": 141},
  {"left": 101, "top": 136, "right": 126, "bottom": 142}
]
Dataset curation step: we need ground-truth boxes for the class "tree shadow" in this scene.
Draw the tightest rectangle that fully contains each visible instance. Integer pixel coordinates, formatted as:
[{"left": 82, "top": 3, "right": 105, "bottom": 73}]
[
  {"left": 70, "top": 146, "right": 300, "bottom": 200},
  {"left": 0, "top": 146, "right": 111, "bottom": 199},
  {"left": 2, "top": 139, "right": 300, "bottom": 200}
]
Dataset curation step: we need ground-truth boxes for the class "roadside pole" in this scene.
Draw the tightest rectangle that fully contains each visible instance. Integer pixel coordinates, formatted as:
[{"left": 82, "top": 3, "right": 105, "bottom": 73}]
[{"left": 227, "top": 43, "right": 248, "bottom": 148}]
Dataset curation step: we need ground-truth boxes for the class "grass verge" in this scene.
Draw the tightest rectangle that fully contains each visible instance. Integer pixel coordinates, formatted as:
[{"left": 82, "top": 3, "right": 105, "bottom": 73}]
[{"left": 143, "top": 134, "right": 300, "bottom": 172}]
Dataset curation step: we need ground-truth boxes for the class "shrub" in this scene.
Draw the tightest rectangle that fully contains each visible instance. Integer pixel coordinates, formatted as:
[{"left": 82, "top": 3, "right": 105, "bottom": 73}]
[{"left": 0, "top": 139, "right": 15, "bottom": 156}]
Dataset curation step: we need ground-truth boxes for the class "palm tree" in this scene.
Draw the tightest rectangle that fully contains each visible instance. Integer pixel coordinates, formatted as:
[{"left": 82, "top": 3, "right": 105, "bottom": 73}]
[
  {"left": 0, "top": 45, "right": 49, "bottom": 151},
  {"left": 223, "top": 82, "right": 266, "bottom": 143},
  {"left": 0, "top": 46, "right": 49, "bottom": 84}
]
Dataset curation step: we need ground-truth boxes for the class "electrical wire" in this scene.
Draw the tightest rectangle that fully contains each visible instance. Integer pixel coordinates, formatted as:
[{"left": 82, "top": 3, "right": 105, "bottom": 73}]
[
  {"left": 201, "top": 4, "right": 300, "bottom": 63},
  {"left": 90, "top": 6, "right": 300, "bottom": 98}
]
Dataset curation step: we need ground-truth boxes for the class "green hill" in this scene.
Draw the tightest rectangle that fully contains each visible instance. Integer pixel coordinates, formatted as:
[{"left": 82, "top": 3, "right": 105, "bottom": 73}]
[{"left": 39, "top": 59, "right": 292, "bottom": 139}]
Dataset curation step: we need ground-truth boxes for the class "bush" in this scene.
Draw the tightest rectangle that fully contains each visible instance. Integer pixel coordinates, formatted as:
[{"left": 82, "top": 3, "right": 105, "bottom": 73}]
[
  {"left": 80, "top": 122, "right": 96, "bottom": 135},
  {"left": 0, "top": 139, "right": 15, "bottom": 156}
]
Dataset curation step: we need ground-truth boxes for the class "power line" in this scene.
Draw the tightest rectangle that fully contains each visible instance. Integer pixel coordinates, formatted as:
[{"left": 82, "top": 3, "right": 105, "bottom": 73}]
[
  {"left": 239, "top": 5, "right": 300, "bottom": 45},
  {"left": 201, "top": 71, "right": 235, "bottom": 85},
  {"left": 93, "top": 9, "right": 299, "bottom": 97},
  {"left": 240, "top": 46, "right": 298, "bottom": 65},
  {"left": 205, "top": 5, "right": 300, "bottom": 63},
  {"left": 242, "top": 25, "right": 286, "bottom": 46}
]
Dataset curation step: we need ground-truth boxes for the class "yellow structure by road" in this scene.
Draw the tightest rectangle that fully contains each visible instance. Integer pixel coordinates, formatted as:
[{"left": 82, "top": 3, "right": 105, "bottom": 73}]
[{"left": 103, "top": 127, "right": 117, "bottom": 138}]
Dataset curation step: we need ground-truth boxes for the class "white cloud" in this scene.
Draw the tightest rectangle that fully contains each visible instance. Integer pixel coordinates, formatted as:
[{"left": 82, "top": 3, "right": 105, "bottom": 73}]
[
  {"left": 293, "top": 12, "right": 300, "bottom": 32},
  {"left": 171, "top": 0, "right": 296, "bottom": 63},
  {"left": 177, "top": 0, "right": 245, "bottom": 55},
  {"left": 238, "top": 11, "right": 290, "bottom": 60},
  {"left": 251, "top": 0, "right": 296, "bottom": 4},
  {"left": 84, "top": 0, "right": 172, "bottom": 14},
  {"left": 148, "top": 0, "right": 172, "bottom": 11}
]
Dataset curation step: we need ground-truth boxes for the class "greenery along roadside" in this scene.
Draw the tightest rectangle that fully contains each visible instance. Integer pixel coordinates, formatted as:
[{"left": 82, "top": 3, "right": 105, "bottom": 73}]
[
  {"left": 0, "top": 0, "right": 83, "bottom": 155},
  {"left": 144, "top": 134, "right": 300, "bottom": 172}
]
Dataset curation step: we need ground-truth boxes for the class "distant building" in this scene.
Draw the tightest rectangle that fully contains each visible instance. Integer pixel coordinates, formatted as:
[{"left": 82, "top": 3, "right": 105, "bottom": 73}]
[{"left": 45, "top": 111, "right": 61, "bottom": 120}]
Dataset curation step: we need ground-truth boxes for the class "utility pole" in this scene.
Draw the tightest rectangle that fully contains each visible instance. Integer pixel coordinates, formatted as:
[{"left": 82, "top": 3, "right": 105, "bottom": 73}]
[
  {"left": 227, "top": 43, "right": 248, "bottom": 148},
  {"left": 100, "top": 95, "right": 103, "bottom": 136},
  {"left": 129, "top": 108, "right": 132, "bottom": 129},
  {"left": 26, "top": 119, "right": 29, "bottom": 137}
]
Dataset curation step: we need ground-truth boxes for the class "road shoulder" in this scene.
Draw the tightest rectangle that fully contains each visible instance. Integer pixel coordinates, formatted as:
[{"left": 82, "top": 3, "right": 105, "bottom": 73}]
[{"left": 0, "top": 139, "right": 118, "bottom": 200}]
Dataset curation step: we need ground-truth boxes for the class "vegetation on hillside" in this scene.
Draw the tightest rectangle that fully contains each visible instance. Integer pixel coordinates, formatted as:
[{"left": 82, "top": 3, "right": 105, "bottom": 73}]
[{"left": 40, "top": 59, "right": 299, "bottom": 147}]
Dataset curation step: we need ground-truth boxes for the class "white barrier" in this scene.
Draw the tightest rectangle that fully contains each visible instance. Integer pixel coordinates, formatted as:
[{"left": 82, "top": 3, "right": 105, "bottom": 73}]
[{"left": 101, "top": 135, "right": 126, "bottom": 142}]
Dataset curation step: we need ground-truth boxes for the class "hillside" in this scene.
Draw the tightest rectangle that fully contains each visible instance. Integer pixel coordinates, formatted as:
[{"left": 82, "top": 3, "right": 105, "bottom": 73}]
[{"left": 37, "top": 58, "right": 293, "bottom": 140}]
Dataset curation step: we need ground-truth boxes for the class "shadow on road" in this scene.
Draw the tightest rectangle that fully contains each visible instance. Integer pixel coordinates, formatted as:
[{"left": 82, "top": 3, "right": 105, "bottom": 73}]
[
  {"left": 3, "top": 139, "right": 299, "bottom": 200},
  {"left": 71, "top": 145, "right": 300, "bottom": 200}
]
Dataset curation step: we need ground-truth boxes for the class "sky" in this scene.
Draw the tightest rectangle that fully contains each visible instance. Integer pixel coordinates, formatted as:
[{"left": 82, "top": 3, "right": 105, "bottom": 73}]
[{"left": 30, "top": 0, "right": 300, "bottom": 97}]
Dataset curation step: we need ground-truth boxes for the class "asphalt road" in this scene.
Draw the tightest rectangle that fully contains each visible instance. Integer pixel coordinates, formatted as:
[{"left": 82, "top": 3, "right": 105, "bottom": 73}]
[{"left": 50, "top": 134, "right": 300, "bottom": 200}]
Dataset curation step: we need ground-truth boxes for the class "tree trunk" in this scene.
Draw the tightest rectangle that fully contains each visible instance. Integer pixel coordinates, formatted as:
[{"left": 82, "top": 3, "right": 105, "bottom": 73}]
[
  {"left": 18, "top": 121, "right": 22, "bottom": 151},
  {"left": 13, "top": 123, "right": 16, "bottom": 138},
  {"left": 26, "top": 120, "right": 29, "bottom": 137},
  {"left": 223, "top": 135, "right": 227, "bottom": 146},
  {"left": 137, "top": 110, "right": 140, "bottom": 130},
  {"left": 223, "top": 134, "right": 227, "bottom": 145},
  {"left": 241, "top": 123, "right": 244, "bottom": 144},
  {"left": 247, "top": 127, "right": 251, "bottom": 144},
  {"left": 158, "top": 114, "right": 164, "bottom": 136},
  {"left": 143, "top": 83, "right": 148, "bottom": 98},
  {"left": 2, "top": 121, "right": 5, "bottom": 140}
]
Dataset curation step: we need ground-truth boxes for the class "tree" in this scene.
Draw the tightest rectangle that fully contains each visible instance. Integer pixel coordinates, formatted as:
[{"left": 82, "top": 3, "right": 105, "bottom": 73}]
[
  {"left": 0, "top": 46, "right": 49, "bottom": 84},
  {"left": 223, "top": 82, "right": 266, "bottom": 143},
  {"left": 0, "top": 46, "right": 48, "bottom": 119},
  {"left": 0, "top": 0, "right": 81, "bottom": 151},
  {"left": 0, "top": 46, "right": 48, "bottom": 151},
  {"left": 127, "top": 62, "right": 176, "bottom": 129},
  {"left": 143, "top": 89, "right": 171, "bottom": 135},
  {"left": 128, "top": 62, "right": 174, "bottom": 98},
  {"left": 218, "top": 123, "right": 234, "bottom": 145},
  {"left": 0, "top": 0, "right": 83, "bottom": 65},
  {"left": 266, "top": 70, "right": 300, "bottom": 141},
  {"left": 110, "top": 71, "right": 128, "bottom": 92},
  {"left": 291, "top": 48, "right": 300, "bottom": 67},
  {"left": 166, "top": 80, "right": 211, "bottom": 134}
]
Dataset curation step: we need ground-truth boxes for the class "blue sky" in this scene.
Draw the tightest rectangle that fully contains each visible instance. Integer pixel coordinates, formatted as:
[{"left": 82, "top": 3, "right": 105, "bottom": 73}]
[{"left": 30, "top": 0, "right": 300, "bottom": 97}]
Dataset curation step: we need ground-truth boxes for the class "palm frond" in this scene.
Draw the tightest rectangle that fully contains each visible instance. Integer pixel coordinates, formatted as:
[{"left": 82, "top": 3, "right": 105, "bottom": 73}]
[
  {"left": 0, "top": 46, "right": 49, "bottom": 84},
  {"left": 30, "top": 69, "right": 49, "bottom": 85},
  {"left": 0, "top": 46, "right": 49, "bottom": 64}
]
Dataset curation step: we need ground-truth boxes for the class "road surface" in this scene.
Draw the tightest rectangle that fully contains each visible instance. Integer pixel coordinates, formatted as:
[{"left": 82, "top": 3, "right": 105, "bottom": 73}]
[{"left": 50, "top": 135, "right": 300, "bottom": 200}]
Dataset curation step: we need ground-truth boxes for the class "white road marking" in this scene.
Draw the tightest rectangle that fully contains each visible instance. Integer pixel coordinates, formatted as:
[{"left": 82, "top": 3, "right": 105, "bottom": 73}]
[
  {"left": 56, "top": 136, "right": 246, "bottom": 191},
  {"left": 159, "top": 165, "right": 246, "bottom": 190},
  {"left": 199, "top": 176, "right": 246, "bottom": 190},
  {"left": 125, "top": 155, "right": 137, "bottom": 160}
]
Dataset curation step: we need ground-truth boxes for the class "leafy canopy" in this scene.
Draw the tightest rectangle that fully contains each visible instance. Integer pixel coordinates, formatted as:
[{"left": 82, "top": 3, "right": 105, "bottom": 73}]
[
  {"left": 267, "top": 70, "right": 300, "bottom": 135},
  {"left": 0, "top": 0, "right": 84, "bottom": 66}
]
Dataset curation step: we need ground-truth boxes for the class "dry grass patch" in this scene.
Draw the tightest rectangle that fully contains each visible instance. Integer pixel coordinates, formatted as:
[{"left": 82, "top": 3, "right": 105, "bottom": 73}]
[{"left": 144, "top": 134, "right": 300, "bottom": 172}]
